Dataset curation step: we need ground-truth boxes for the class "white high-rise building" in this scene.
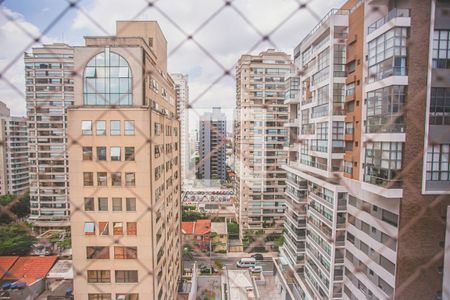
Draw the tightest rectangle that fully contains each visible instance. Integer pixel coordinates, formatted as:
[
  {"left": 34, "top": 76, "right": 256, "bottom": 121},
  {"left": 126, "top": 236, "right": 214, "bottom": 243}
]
[
  {"left": 25, "top": 44, "right": 74, "bottom": 232},
  {"left": 234, "top": 49, "right": 294, "bottom": 250},
  {"left": 0, "top": 101, "right": 29, "bottom": 196},
  {"left": 171, "top": 73, "right": 190, "bottom": 187}
]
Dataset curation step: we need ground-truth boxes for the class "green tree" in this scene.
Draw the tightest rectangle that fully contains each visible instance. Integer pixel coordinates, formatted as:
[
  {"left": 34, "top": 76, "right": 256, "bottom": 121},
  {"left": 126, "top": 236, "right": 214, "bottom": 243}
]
[
  {"left": 0, "top": 223, "right": 36, "bottom": 256},
  {"left": 227, "top": 221, "right": 239, "bottom": 234},
  {"left": 0, "top": 192, "right": 30, "bottom": 224},
  {"left": 182, "top": 209, "right": 208, "bottom": 221}
]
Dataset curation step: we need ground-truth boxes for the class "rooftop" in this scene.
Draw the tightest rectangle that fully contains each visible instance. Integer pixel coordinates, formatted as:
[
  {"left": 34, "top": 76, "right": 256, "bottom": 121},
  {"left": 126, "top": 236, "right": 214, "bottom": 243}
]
[
  {"left": 46, "top": 260, "right": 73, "bottom": 280},
  {"left": 0, "top": 256, "right": 19, "bottom": 279},
  {"left": 211, "top": 222, "right": 227, "bottom": 235},
  {"left": 182, "top": 219, "right": 212, "bottom": 235},
  {"left": 2, "top": 256, "right": 58, "bottom": 285}
]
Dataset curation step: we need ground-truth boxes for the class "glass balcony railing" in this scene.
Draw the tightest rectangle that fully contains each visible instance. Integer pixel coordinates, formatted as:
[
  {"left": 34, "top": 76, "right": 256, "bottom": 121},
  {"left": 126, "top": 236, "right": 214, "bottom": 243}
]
[
  {"left": 368, "top": 8, "right": 410, "bottom": 34},
  {"left": 300, "top": 159, "right": 327, "bottom": 171},
  {"left": 364, "top": 174, "right": 402, "bottom": 189}
]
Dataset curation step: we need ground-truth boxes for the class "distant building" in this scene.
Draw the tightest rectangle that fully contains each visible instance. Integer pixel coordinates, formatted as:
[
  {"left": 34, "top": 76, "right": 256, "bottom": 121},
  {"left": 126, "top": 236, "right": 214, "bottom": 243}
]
[
  {"left": 171, "top": 73, "right": 190, "bottom": 186},
  {"left": 198, "top": 107, "right": 227, "bottom": 181},
  {"left": 0, "top": 101, "right": 29, "bottom": 196},
  {"left": 25, "top": 43, "right": 74, "bottom": 231},
  {"left": 182, "top": 219, "right": 211, "bottom": 251},
  {"left": 234, "top": 49, "right": 293, "bottom": 244}
]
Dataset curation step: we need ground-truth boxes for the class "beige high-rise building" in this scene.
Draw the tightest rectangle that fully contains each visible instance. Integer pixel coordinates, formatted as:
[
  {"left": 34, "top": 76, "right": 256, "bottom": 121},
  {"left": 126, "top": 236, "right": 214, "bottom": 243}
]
[
  {"left": 0, "top": 101, "right": 29, "bottom": 196},
  {"left": 25, "top": 43, "right": 74, "bottom": 231},
  {"left": 68, "top": 21, "right": 181, "bottom": 300},
  {"left": 234, "top": 49, "right": 294, "bottom": 250}
]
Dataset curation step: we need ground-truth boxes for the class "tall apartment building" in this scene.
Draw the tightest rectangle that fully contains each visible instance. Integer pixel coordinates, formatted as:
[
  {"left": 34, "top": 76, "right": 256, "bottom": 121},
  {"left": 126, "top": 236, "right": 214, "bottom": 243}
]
[
  {"left": 275, "top": 0, "right": 450, "bottom": 299},
  {"left": 171, "top": 73, "right": 190, "bottom": 186},
  {"left": 198, "top": 107, "right": 227, "bottom": 182},
  {"left": 0, "top": 101, "right": 29, "bottom": 195},
  {"left": 234, "top": 50, "right": 293, "bottom": 249},
  {"left": 25, "top": 44, "right": 73, "bottom": 231},
  {"left": 68, "top": 21, "right": 181, "bottom": 300}
]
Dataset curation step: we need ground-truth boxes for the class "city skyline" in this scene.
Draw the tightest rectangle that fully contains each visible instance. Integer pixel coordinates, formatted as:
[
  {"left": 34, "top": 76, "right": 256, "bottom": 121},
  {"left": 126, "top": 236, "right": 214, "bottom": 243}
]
[{"left": 0, "top": 0, "right": 347, "bottom": 117}]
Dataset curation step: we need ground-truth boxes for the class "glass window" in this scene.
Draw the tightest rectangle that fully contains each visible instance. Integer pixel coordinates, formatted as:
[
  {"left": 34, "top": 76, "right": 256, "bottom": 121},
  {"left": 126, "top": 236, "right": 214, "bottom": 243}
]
[
  {"left": 110, "top": 147, "right": 121, "bottom": 161},
  {"left": 115, "top": 270, "right": 138, "bottom": 283},
  {"left": 430, "top": 88, "right": 450, "bottom": 126},
  {"left": 98, "top": 197, "right": 108, "bottom": 211},
  {"left": 368, "top": 27, "right": 408, "bottom": 82},
  {"left": 112, "top": 198, "right": 122, "bottom": 211},
  {"left": 426, "top": 144, "right": 450, "bottom": 181},
  {"left": 111, "top": 120, "right": 120, "bottom": 135},
  {"left": 113, "top": 222, "right": 123, "bottom": 235},
  {"left": 83, "top": 50, "right": 133, "bottom": 106},
  {"left": 126, "top": 198, "right": 136, "bottom": 211},
  {"left": 83, "top": 147, "right": 93, "bottom": 160},
  {"left": 87, "top": 246, "right": 109, "bottom": 259},
  {"left": 125, "top": 147, "right": 135, "bottom": 161},
  {"left": 127, "top": 222, "right": 137, "bottom": 235},
  {"left": 154, "top": 123, "right": 161, "bottom": 136},
  {"left": 114, "top": 247, "right": 137, "bottom": 259},
  {"left": 97, "top": 173, "right": 107, "bottom": 187},
  {"left": 82, "top": 121, "right": 92, "bottom": 135},
  {"left": 99, "top": 222, "right": 109, "bottom": 235},
  {"left": 432, "top": 30, "right": 450, "bottom": 68},
  {"left": 364, "top": 142, "right": 403, "bottom": 186},
  {"left": 84, "top": 222, "right": 95, "bottom": 235},
  {"left": 97, "top": 147, "right": 106, "bottom": 161},
  {"left": 124, "top": 120, "right": 135, "bottom": 136},
  {"left": 83, "top": 172, "right": 94, "bottom": 186},
  {"left": 87, "top": 270, "right": 111, "bottom": 284},
  {"left": 116, "top": 294, "right": 138, "bottom": 300},
  {"left": 89, "top": 294, "right": 112, "bottom": 300},
  {"left": 125, "top": 172, "right": 135, "bottom": 187},
  {"left": 84, "top": 197, "right": 94, "bottom": 211},
  {"left": 366, "top": 86, "right": 406, "bottom": 133},
  {"left": 96, "top": 120, "right": 106, "bottom": 135},
  {"left": 112, "top": 172, "right": 121, "bottom": 186}
]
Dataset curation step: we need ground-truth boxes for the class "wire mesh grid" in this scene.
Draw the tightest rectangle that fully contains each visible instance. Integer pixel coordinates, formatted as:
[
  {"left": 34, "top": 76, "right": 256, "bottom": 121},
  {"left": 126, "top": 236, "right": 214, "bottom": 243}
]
[{"left": 0, "top": 0, "right": 448, "bottom": 299}]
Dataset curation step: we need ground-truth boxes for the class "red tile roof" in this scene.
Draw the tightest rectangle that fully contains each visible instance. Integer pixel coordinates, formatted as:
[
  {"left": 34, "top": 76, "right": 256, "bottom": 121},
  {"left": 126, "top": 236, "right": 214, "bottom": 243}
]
[
  {"left": 3, "top": 256, "right": 58, "bottom": 285},
  {"left": 181, "top": 220, "right": 211, "bottom": 236},
  {"left": 181, "top": 222, "right": 195, "bottom": 235},
  {"left": 194, "top": 219, "right": 211, "bottom": 235},
  {"left": 0, "top": 256, "right": 19, "bottom": 279}
]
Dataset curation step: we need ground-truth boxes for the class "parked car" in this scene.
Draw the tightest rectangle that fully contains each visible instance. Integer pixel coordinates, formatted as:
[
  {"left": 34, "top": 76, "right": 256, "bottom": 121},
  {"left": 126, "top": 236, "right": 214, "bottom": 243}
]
[
  {"left": 251, "top": 253, "right": 264, "bottom": 261},
  {"left": 250, "top": 266, "right": 263, "bottom": 273},
  {"left": 236, "top": 257, "right": 256, "bottom": 268}
]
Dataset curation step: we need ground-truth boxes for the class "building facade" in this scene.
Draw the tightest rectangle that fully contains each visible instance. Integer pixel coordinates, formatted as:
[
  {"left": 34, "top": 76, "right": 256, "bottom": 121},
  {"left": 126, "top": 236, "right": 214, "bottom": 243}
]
[
  {"left": 275, "top": 0, "right": 450, "bottom": 299},
  {"left": 25, "top": 43, "right": 73, "bottom": 231},
  {"left": 0, "top": 101, "right": 29, "bottom": 195},
  {"left": 171, "top": 73, "right": 190, "bottom": 187},
  {"left": 234, "top": 50, "right": 293, "bottom": 249},
  {"left": 198, "top": 107, "right": 227, "bottom": 182},
  {"left": 68, "top": 21, "right": 181, "bottom": 300}
]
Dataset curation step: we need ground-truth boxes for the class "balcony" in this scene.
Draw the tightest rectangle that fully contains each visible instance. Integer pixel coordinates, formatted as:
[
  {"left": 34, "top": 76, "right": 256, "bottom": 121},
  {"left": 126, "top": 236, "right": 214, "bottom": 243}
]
[
  {"left": 309, "top": 192, "right": 333, "bottom": 209},
  {"left": 368, "top": 8, "right": 410, "bottom": 34},
  {"left": 300, "top": 159, "right": 327, "bottom": 171},
  {"left": 363, "top": 174, "right": 402, "bottom": 189}
]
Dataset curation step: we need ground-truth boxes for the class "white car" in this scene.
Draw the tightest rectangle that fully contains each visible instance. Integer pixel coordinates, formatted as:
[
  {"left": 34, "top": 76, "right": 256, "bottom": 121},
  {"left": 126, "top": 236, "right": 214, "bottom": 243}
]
[{"left": 250, "top": 266, "right": 263, "bottom": 273}]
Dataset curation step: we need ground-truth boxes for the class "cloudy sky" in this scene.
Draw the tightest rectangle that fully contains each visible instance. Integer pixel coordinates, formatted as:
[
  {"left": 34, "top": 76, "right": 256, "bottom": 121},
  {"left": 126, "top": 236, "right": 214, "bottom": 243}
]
[{"left": 0, "top": 0, "right": 346, "bottom": 129}]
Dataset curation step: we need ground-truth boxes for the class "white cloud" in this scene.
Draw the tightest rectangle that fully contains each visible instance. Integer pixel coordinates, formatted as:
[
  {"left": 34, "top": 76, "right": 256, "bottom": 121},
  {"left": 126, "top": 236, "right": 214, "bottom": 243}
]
[
  {"left": 0, "top": 6, "right": 53, "bottom": 116},
  {"left": 0, "top": 0, "right": 346, "bottom": 122},
  {"left": 71, "top": 0, "right": 346, "bottom": 120}
]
